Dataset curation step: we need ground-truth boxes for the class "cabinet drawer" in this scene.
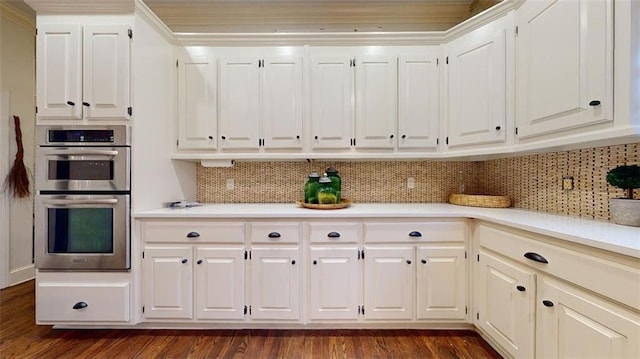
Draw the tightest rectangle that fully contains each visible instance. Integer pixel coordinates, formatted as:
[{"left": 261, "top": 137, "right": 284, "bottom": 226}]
[
  {"left": 141, "top": 220, "right": 245, "bottom": 243},
  {"left": 308, "top": 222, "right": 359, "bottom": 243},
  {"left": 37, "top": 282, "right": 130, "bottom": 322},
  {"left": 478, "top": 224, "right": 640, "bottom": 309},
  {"left": 364, "top": 221, "right": 466, "bottom": 243},
  {"left": 250, "top": 222, "right": 300, "bottom": 243}
]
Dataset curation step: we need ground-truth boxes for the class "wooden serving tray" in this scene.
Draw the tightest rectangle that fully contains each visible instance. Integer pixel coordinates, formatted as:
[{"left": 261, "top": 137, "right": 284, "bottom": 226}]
[{"left": 298, "top": 198, "right": 352, "bottom": 210}]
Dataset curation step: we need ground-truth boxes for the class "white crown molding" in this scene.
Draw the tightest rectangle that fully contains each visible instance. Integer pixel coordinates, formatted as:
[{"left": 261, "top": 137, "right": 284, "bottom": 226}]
[
  {"left": 1, "top": 2, "right": 36, "bottom": 30},
  {"left": 134, "top": 0, "right": 176, "bottom": 44},
  {"left": 444, "top": 0, "right": 515, "bottom": 40},
  {"left": 23, "top": 0, "right": 134, "bottom": 14}
]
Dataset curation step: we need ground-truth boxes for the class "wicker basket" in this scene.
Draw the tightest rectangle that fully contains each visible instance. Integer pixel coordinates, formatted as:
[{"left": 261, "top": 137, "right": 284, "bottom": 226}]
[{"left": 448, "top": 193, "right": 511, "bottom": 208}]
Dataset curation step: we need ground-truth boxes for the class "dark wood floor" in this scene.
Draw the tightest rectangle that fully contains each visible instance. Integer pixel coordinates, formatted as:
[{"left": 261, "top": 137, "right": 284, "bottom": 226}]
[{"left": 0, "top": 281, "right": 501, "bottom": 358}]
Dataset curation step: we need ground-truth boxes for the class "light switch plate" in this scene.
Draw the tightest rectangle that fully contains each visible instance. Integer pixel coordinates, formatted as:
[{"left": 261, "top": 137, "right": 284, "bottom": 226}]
[
  {"left": 407, "top": 177, "right": 415, "bottom": 189},
  {"left": 562, "top": 176, "right": 574, "bottom": 191},
  {"left": 226, "top": 178, "right": 235, "bottom": 190}
]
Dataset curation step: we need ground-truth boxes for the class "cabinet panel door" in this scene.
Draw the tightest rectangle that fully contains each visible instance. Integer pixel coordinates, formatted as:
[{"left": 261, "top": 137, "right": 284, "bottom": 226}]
[
  {"left": 218, "top": 57, "right": 260, "bottom": 149},
  {"left": 309, "top": 246, "right": 361, "bottom": 320},
  {"left": 398, "top": 54, "right": 439, "bottom": 150},
  {"left": 537, "top": 277, "right": 640, "bottom": 359},
  {"left": 311, "top": 56, "right": 353, "bottom": 149},
  {"left": 516, "top": 0, "right": 612, "bottom": 139},
  {"left": 83, "top": 25, "right": 131, "bottom": 120},
  {"left": 364, "top": 246, "right": 414, "bottom": 320},
  {"left": 195, "top": 246, "right": 245, "bottom": 320},
  {"left": 177, "top": 56, "right": 217, "bottom": 150},
  {"left": 477, "top": 250, "right": 535, "bottom": 359},
  {"left": 36, "top": 24, "right": 82, "bottom": 120},
  {"left": 447, "top": 21, "right": 506, "bottom": 147},
  {"left": 250, "top": 247, "right": 300, "bottom": 320},
  {"left": 416, "top": 245, "right": 466, "bottom": 320},
  {"left": 142, "top": 246, "right": 192, "bottom": 319},
  {"left": 262, "top": 56, "right": 303, "bottom": 149},
  {"left": 354, "top": 56, "right": 397, "bottom": 149}
]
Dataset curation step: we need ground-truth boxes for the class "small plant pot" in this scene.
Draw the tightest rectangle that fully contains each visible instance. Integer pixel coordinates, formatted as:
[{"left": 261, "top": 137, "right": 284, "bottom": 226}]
[{"left": 609, "top": 199, "right": 640, "bottom": 227}]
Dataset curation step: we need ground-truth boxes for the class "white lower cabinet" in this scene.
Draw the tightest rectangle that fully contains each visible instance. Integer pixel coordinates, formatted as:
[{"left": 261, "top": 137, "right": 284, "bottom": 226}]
[
  {"left": 142, "top": 246, "right": 193, "bottom": 319},
  {"left": 537, "top": 277, "right": 640, "bottom": 359},
  {"left": 364, "top": 246, "right": 414, "bottom": 320},
  {"left": 476, "top": 249, "right": 535, "bottom": 359},
  {"left": 249, "top": 247, "right": 300, "bottom": 321},
  {"left": 195, "top": 246, "right": 245, "bottom": 320}
]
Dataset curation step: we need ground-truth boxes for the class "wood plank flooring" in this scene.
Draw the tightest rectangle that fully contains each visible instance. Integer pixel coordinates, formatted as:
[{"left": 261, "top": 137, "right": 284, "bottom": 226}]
[{"left": 1, "top": 281, "right": 502, "bottom": 358}]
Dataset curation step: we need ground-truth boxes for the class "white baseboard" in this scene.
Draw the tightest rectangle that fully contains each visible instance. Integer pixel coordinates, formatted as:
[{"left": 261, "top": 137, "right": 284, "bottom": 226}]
[{"left": 9, "top": 263, "right": 35, "bottom": 286}]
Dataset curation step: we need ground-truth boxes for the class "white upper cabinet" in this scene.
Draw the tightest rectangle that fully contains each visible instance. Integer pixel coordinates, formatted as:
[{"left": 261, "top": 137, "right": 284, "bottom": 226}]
[
  {"left": 177, "top": 56, "right": 217, "bottom": 150},
  {"left": 218, "top": 55, "right": 303, "bottom": 150},
  {"left": 515, "top": 0, "right": 613, "bottom": 140},
  {"left": 310, "top": 56, "right": 354, "bottom": 149},
  {"left": 37, "top": 24, "right": 131, "bottom": 122},
  {"left": 445, "top": 16, "right": 508, "bottom": 148},
  {"left": 311, "top": 52, "right": 398, "bottom": 150},
  {"left": 354, "top": 56, "right": 397, "bottom": 149},
  {"left": 398, "top": 53, "right": 440, "bottom": 150}
]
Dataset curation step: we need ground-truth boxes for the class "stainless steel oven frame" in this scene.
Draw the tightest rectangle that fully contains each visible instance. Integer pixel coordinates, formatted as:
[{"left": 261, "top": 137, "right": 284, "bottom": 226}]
[{"left": 35, "top": 193, "right": 130, "bottom": 270}]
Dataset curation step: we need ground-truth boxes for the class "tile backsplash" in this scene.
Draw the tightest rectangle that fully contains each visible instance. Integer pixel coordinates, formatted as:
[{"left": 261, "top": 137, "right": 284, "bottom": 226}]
[{"left": 197, "top": 142, "right": 639, "bottom": 221}]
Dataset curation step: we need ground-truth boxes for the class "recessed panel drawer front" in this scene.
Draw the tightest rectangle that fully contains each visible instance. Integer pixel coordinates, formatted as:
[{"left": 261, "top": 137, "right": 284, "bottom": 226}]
[
  {"left": 364, "top": 221, "right": 466, "bottom": 243},
  {"left": 142, "top": 220, "right": 245, "bottom": 243},
  {"left": 308, "top": 222, "right": 360, "bottom": 243},
  {"left": 37, "top": 282, "right": 130, "bottom": 322},
  {"left": 478, "top": 224, "right": 640, "bottom": 310},
  {"left": 250, "top": 222, "right": 300, "bottom": 244}
]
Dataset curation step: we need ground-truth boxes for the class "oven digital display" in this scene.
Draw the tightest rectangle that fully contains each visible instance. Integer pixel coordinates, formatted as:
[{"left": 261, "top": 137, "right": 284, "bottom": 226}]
[
  {"left": 48, "top": 130, "right": 115, "bottom": 143},
  {"left": 48, "top": 160, "right": 114, "bottom": 181},
  {"left": 47, "top": 208, "right": 114, "bottom": 253}
]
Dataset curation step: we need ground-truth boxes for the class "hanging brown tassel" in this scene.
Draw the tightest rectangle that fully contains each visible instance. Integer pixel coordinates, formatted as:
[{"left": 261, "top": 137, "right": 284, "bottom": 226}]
[{"left": 4, "top": 115, "right": 30, "bottom": 198}]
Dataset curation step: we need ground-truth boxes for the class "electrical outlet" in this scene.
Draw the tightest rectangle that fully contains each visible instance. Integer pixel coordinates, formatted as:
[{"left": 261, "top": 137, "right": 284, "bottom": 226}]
[
  {"left": 407, "top": 177, "right": 415, "bottom": 189},
  {"left": 562, "top": 176, "right": 574, "bottom": 191},
  {"left": 226, "top": 178, "right": 235, "bottom": 190}
]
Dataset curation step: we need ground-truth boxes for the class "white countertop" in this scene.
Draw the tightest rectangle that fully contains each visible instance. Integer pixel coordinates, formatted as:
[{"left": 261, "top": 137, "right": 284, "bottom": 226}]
[{"left": 134, "top": 203, "right": 640, "bottom": 258}]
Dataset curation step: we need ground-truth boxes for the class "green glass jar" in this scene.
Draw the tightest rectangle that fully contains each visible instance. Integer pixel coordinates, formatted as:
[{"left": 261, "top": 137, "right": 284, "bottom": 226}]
[
  {"left": 325, "top": 166, "right": 341, "bottom": 202},
  {"left": 304, "top": 170, "right": 320, "bottom": 204},
  {"left": 317, "top": 173, "right": 338, "bottom": 204}
]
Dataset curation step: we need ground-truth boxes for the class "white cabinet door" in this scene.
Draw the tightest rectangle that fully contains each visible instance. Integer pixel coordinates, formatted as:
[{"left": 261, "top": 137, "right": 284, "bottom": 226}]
[
  {"left": 311, "top": 56, "right": 353, "bottom": 149},
  {"left": 398, "top": 54, "right": 439, "bottom": 150},
  {"left": 309, "top": 246, "right": 361, "bottom": 321},
  {"left": 364, "top": 246, "right": 414, "bottom": 320},
  {"left": 142, "top": 246, "right": 193, "bottom": 319},
  {"left": 516, "top": 0, "right": 612, "bottom": 139},
  {"left": 446, "top": 19, "right": 506, "bottom": 148},
  {"left": 477, "top": 250, "right": 535, "bottom": 359},
  {"left": 82, "top": 25, "right": 131, "bottom": 120},
  {"left": 177, "top": 56, "right": 217, "bottom": 150},
  {"left": 416, "top": 245, "right": 466, "bottom": 320},
  {"left": 262, "top": 56, "right": 303, "bottom": 149},
  {"left": 218, "top": 57, "right": 260, "bottom": 149},
  {"left": 250, "top": 247, "right": 300, "bottom": 321},
  {"left": 195, "top": 246, "right": 245, "bottom": 320},
  {"left": 354, "top": 56, "right": 397, "bottom": 149},
  {"left": 537, "top": 277, "right": 640, "bottom": 359},
  {"left": 36, "top": 24, "right": 82, "bottom": 120}
]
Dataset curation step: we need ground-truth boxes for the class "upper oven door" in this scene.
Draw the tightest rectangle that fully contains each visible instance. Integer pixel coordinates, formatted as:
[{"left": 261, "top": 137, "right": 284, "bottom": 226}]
[{"left": 36, "top": 146, "right": 130, "bottom": 192}]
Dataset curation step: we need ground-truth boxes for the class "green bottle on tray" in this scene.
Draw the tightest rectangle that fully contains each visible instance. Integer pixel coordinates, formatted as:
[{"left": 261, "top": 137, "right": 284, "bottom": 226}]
[
  {"left": 304, "top": 170, "right": 320, "bottom": 204},
  {"left": 325, "top": 166, "right": 341, "bottom": 202},
  {"left": 317, "top": 173, "right": 338, "bottom": 204}
]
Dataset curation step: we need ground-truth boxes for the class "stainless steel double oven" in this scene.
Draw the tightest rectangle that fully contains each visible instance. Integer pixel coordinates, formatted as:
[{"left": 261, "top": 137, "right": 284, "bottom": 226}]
[{"left": 35, "top": 126, "right": 131, "bottom": 270}]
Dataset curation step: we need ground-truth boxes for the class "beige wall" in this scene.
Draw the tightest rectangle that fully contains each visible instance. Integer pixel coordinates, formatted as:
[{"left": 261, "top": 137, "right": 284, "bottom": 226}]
[
  {"left": 197, "top": 142, "right": 640, "bottom": 222},
  {"left": 1, "top": 2, "right": 36, "bottom": 286}
]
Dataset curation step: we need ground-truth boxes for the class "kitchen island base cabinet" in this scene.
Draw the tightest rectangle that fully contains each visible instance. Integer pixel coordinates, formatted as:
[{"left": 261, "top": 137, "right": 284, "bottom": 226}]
[{"left": 536, "top": 277, "right": 640, "bottom": 359}]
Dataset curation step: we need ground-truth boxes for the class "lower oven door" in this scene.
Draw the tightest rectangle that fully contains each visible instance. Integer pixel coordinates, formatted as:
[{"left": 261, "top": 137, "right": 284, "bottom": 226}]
[{"left": 35, "top": 193, "right": 130, "bottom": 270}]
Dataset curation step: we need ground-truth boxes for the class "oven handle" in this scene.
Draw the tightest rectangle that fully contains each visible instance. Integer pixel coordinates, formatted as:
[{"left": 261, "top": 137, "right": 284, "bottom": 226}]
[
  {"left": 43, "top": 199, "right": 119, "bottom": 205},
  {"left": 43, "top": 149, "right": 120, "bottom": 157}
]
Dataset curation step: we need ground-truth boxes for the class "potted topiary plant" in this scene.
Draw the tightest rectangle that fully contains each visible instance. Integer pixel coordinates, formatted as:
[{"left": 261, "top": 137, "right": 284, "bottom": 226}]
[{"left": 606, "top": 164, "right": 640, "bottom": 226}]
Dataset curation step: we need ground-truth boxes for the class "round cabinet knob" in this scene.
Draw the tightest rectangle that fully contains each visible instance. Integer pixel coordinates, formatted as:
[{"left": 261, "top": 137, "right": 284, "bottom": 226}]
[
  {"left": 313, "top": 260, "right": 317, "bottom": 265},
  {"left": 542, "top": 300, "right": 554, "bottom": 307},
  {"left": 291, "top": 260, "right": 296, "bottom": 265},
  {"left": 421, "top": 259, "right": 427, "bottom": 264},
  {"left": 181, "top": 258, "right": 188, "bottom": 264},
  {"left": 516, "top": 285, "right": 526, "bottom": 292},
  {"left": 314, "top": 135, "right": 319, "bottom": 140},
  {"left": 296, "top": 135, "right": 300, "bottom": 139},
  {"left": 495, "top": 126, "right": 502, "bottom": 131},
  {"left": 72, "top": 301, "right": 88, "bottom": 310},
  {"left": 406, "top": 260, "right": 412, "bottom": 265},
  {"left": 402, "top": 134, "right": 406, "bottom": 139},
  {"left": 390, "top": 134, "right": 394, "bottom": 139},
  {"left": 82, "top": 102, "right": 90, "bottom": 107},
  {"left": 208, "top": 136, "right": 213, "bottom": 140},
  {"left": 221, "top": 136, "right": 226, "bottom": 140},
  {"left": 197, "top": 259, "right": 203, "bottom": 265},
  {"left": 66, "top": 101, "right": 76, "bottom": 106}
]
